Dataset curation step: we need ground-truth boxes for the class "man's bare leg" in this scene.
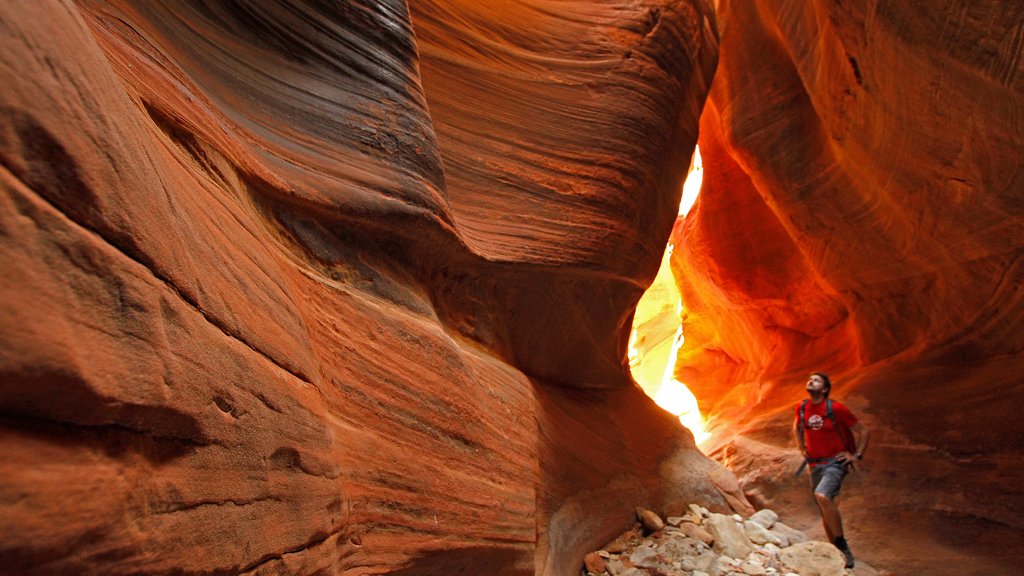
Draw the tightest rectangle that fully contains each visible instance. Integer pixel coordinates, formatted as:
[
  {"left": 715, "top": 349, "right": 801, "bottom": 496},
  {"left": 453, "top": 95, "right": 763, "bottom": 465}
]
[{"left": 815, "top": 492, "right": 844, "bottom": 542}]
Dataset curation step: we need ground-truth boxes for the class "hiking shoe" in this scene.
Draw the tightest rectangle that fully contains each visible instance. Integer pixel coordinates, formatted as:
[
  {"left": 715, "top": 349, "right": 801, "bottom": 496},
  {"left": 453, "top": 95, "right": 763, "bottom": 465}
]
[{"left": 840, "top": 545, "right": 855, "bottom": 569}]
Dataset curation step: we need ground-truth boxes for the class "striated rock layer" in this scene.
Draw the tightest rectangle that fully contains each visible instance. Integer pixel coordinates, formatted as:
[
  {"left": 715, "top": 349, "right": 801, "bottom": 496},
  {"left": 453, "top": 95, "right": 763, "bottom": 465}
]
[
  {"left": 675, "top": 1, "right": 1024, "bottom": 574},
  {"left": 0, "top": 1, "right": 720, "bottom": 575}
]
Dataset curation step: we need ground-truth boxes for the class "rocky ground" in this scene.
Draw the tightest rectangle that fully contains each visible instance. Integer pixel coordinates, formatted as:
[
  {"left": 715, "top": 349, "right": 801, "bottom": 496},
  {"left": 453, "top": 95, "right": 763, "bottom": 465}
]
[{"left": 581, "top": 505, "right": 880, "bottom": 576}]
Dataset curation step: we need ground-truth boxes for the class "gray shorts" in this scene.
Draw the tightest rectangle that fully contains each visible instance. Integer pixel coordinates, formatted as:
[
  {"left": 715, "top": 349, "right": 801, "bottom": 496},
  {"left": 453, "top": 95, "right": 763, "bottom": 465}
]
[{"left": 810, "top": 461, "right": 848, "bottom": 499}]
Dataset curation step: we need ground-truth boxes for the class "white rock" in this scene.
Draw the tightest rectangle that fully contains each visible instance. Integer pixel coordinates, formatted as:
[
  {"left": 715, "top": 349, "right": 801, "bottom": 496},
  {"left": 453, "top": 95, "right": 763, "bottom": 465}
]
[
  {"left": 769, "top": 531, "right": 790, "bottom": 548},
  {"left": 745, "top": 520, "right": 783, "bottom": 546},
  {"left": 778, "top": 541, "right": 846, "bottom": 576},
  {"left": 592, "top": 503, "right": 856, "bottom": 576},
  {"left": 628, "top": 545, "right": 658, "bottom": 567},
  {"left": 741, "top": 560, "right": 768, "bottom": 575},
  {"left": 716, "top": 556, "right": 740, "bottom": 574},
  {"left": 681, "top": 512, "right": 704, "bottom": 525},
  {"left": 749, "top": 509, "right": 779, "bottom": 530},
  {"left": 770, "top": 522, "right": 806, "bottom": 546},
  {"left": 681, "top": 549, "right": 719, "bottom": 573},
  {"left": 658, "top": 536, "right": 707, "bottom": 562},
  {"left": 705, "top": 513, "right": 756, "bottom": 559}
]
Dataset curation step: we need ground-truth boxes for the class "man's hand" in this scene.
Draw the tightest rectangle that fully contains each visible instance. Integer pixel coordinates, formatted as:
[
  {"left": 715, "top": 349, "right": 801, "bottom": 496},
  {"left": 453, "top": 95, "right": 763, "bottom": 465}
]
[
  {"left": 835, "top": 451, "right": 855, "bottom": 464},
  {"left": 835, "top": 451, "right": 859, "bottom": 467}
]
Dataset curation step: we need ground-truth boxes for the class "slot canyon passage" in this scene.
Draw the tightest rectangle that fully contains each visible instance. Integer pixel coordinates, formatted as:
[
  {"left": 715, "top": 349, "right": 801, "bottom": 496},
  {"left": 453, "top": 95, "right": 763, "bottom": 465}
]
[{"left": 1, "top": 0, "right": 1023, "bottom": 574}]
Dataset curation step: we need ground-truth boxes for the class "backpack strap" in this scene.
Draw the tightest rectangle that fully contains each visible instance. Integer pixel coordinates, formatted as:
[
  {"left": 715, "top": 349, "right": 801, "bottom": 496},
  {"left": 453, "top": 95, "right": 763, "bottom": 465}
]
[
  {"left": 826, "top": 398, "right": 856, "bottom": 454},
  {"left": 795, "top": 400, "right": 811, "bottom": 477}
]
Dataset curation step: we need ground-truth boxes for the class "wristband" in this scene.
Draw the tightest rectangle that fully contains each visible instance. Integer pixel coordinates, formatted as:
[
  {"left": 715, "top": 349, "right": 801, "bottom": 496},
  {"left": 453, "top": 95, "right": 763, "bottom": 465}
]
[{"left": 855, "top": 452, "right": 863, "bottom": 460}]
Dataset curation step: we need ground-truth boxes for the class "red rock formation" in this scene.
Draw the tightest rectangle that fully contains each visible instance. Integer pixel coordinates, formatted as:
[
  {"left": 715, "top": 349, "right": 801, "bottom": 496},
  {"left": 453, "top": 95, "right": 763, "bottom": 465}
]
[
  {"left": 676, "top": 1, "right": 1024, "bottom": 573},
  {"left": 10, "top": 0, "right": 1021, "bottom": 573},
  {"left": 0, "top": 1, "right": 719, "bottom": 574}
]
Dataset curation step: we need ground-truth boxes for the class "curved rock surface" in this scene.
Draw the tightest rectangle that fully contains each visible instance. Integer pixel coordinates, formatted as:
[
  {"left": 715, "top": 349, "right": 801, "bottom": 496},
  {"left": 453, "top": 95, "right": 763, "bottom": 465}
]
[
  {"left": 675, "top": 1, "right": 1024, "bottom": 574},
  {"left": 5, "top": 1, "right": 1023, "bottom": 574},
  {"left": 0, "top": 1, "right": 719, "bottom": 575}
]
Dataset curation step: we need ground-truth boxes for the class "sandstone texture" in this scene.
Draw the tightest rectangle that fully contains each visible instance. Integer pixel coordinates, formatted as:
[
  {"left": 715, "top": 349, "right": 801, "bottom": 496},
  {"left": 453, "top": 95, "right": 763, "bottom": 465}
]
[
  {"left": 4, "top": 1, "right": 1024, "bottom": 575},
  {"left": 674, "top": 1, "right": 1024, "bottom": 574},
  {"left": 0, "top": 1, "right": 719, "bottom": 574}
]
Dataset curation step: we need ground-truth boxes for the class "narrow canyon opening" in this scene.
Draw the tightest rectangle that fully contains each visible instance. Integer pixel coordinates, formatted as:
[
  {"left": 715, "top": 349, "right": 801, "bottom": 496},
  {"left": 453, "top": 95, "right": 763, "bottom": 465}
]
[{"left": 629, "top": 147, "right": 709, "bottom": 445}]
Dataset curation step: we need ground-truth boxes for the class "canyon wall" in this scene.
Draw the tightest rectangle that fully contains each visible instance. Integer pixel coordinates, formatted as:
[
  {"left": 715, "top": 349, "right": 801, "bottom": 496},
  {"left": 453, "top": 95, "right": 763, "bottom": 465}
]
[
  {"left": 5, "top": 1, "right": 1021, "bottom": 574},
  {"left": 0, "top": 1, "right": 721, "bottom": 574},
  {"left": 675, "top": 1, "right": 1024, "bottom": 573}
]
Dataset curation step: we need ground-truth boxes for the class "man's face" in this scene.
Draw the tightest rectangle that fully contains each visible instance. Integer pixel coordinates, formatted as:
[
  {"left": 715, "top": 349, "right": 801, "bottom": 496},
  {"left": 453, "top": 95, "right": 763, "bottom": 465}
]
[{"left": 806, "top": 374, "right": 827, "bottom": 395}]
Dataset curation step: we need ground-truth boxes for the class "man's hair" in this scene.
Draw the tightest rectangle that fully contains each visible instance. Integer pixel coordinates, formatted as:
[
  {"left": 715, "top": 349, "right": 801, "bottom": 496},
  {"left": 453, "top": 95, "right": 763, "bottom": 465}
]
[{"left": 811, "top": 372, "right": 832, "bottom": 397}]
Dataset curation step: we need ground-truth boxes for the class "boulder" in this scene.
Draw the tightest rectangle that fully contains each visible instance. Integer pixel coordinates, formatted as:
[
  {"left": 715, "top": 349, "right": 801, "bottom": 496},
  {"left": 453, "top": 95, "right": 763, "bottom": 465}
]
[
  {"left": 744, "top": 520, "right": 782, "bottom": 546},
  {"left": 770, "top": 522, "right": 807, "bottom": 546},
  {"left": 678, "top": 522, "right": 716, "bottom": 546},
  {"left": 704, "top": 513, "right": 755, "bottom": 559},
  {"left": 637, "top": 507, "right": 666, "bottom": 533},
  {"left": 583, "top": 551, "right": 606, "bottom": 574},
  {"left": 749, "top": 509, "right": 779, "bottom": 530},
  {"left": 779, "top": 541, "right": 846, "bottom": 576}
]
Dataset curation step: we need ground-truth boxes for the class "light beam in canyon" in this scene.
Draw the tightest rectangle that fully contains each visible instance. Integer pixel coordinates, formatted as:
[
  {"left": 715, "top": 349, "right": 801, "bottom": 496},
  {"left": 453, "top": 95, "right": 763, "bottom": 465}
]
[{"left": 628, "top": 149, "right": 708, "bottom": 445}]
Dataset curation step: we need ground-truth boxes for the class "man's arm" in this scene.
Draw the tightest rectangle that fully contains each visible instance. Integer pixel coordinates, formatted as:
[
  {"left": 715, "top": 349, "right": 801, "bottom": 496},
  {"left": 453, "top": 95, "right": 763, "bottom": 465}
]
[
  {"left": 792, "top": 416, "right": 806, "bottom": 457},
  {"left": 836, "top": 421, "right": 870, "bottom": 464},
  {"left": 851, "top": 421, "right": 870, "bottom": 459}
]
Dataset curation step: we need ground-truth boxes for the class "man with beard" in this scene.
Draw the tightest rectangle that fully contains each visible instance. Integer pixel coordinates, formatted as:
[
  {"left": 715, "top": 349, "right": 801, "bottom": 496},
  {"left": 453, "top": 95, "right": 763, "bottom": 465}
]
[{"left": 793, "top": 372, "right": 870, "bottom": 569}]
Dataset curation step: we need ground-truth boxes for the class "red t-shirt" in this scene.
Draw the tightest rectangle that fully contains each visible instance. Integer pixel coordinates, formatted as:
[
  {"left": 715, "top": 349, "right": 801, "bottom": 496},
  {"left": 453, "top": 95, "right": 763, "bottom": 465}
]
[{"left": 796, "top": 399, "right": 858, "bottom": 461}]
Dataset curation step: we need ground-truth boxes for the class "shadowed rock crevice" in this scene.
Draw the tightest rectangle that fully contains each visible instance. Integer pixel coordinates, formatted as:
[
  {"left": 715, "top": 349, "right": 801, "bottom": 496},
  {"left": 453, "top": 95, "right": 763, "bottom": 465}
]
[
  {"left": 388, "top": 545, "right": 534, "bottom": 576},
  {"left": 0, "top": 411, "right": 206, "bottom": 465}
]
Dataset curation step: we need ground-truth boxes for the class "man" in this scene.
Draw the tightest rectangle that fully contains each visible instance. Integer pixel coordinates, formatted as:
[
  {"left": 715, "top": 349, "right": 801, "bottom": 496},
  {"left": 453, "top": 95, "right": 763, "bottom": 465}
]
[{"left": 793, "top": 372, "right": 870, "bottom": 569}]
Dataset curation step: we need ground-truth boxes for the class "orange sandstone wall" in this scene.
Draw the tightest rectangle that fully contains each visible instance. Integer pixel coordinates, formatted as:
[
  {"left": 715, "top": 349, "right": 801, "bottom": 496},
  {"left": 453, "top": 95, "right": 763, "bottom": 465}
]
[
  {"left": 0, "top": 1, "right": 719, "bottom": 574},
  {"left": 678, "top": 0, "right": 1024, "bottom": 403},
  {"left": 675, "top": 1, "right": 1024, "bottom": 573}
]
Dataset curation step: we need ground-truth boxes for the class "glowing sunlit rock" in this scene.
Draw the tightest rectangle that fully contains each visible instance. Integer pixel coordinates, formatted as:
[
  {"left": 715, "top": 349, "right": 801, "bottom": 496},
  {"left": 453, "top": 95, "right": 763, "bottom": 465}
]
[
  {"left": 679, "top": 146, "right": 703, "bottom": 217},
  {"left": 677, "top": 1, "right": 1024, "bottom": 574},
  {"left": 629, "top": 152, "right": 708, "bottom": 444},
  {"left": 655, "top": 378, "right": 710, "bottom": 445}
]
